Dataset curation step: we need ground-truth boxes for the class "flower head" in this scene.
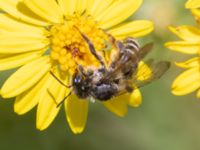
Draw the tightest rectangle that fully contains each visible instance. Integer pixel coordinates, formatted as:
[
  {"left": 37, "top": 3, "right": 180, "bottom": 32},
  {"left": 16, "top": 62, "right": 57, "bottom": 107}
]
[
  {"left": 165, "top": 0, "right": 200, "bottom": 98},
  {"left": 0, "top": 0, "right": 153, "bottom": 133}
]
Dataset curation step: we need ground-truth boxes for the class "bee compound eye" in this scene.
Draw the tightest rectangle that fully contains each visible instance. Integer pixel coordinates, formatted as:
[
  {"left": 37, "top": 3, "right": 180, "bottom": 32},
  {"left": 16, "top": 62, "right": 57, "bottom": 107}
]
[{"left": 74, "top": 77, "right": 81, "bottom": 83}]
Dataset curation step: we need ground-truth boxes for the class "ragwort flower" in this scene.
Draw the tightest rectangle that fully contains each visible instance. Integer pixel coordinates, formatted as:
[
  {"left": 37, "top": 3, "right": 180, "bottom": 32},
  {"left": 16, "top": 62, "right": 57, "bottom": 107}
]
[
  {"left": 165, "top": 0, "right": 200, "bottom": 98},
  {"left": 0, "top": 0, "right": 153, "bottom": 133}
]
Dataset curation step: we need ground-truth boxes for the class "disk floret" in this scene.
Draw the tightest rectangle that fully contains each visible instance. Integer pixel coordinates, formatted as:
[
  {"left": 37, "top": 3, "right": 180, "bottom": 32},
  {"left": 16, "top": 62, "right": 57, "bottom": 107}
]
[{"left": 50, "top": 15, "right": 108, "bottom": 74}]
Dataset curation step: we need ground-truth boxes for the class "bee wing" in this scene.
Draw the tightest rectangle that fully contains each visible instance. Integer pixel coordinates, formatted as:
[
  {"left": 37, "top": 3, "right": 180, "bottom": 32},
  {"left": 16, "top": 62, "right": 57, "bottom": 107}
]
[
  {"left": 104, "top": 42, "right": 154, "bottom": 82},
  {"left": 133, "top": 60, "right": 170, "bottom": 88},
  {"left": 138, "top": 42, "right": 154, "bottom": 59}
]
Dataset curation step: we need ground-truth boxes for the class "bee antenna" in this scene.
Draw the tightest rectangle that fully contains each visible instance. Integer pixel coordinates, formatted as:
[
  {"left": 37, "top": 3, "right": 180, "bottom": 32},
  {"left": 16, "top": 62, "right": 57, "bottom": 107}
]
[
  {"left": 50, "top": 71, "right": 72, "bottom": 88},
  {"left": 48, "top": 88, "right": 72, "bottom": 108},
  {"left": 56, "top": 91, "right": 72, "bottom": 108}
]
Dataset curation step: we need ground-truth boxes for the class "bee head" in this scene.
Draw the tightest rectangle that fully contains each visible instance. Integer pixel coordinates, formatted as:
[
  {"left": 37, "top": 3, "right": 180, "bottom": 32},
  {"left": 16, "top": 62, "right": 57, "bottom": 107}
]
[{"left": 73, "top": 73, "right": 91, "bottom": 99}]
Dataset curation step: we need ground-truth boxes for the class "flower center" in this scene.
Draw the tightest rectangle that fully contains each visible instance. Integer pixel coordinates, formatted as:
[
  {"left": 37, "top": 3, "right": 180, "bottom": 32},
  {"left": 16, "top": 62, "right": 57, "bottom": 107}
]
[{"left": 50, "top": 15, "right": 108, "bottom": 74}]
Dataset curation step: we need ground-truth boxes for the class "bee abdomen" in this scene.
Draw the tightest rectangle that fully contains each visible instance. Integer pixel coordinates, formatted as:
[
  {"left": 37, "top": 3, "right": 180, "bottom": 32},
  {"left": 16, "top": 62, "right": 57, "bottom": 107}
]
[{"left": 124, "top": 37, "right": 140, "bottom": 51}]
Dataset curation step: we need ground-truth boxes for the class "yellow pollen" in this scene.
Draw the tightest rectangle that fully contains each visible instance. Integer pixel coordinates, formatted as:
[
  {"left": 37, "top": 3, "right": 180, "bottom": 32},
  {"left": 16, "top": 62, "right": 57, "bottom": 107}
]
[
  {"left": 60, "top": 48, "right": 67, "bottom": 55},
  {"left": 50, "top": 15, "right": 109, "bottom": 74}
]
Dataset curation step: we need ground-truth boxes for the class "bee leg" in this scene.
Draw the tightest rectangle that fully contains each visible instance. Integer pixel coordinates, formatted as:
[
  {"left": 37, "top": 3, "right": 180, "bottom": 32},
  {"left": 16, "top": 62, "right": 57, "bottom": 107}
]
[
  {"left": 74, "top": 26, "right": 106, "bottom": 69},
  {"left": 102, "top": 31, "right": 126, "bottom": 69},
  {"left": 47, "top": 89, "right": 58, "bottom": 105},
  {"left": 124, "top": 80, "right": 134, "bottom": 93},
  {"left": 126, "top": 85, "right": 134, "bottom": 93},
  {"left": 56, "top": 91, "right": 72, "bottom": 108},
  {"left": 50, "top": 71, "right": 72, "bottom": 88},
  {"left": 102, "top": 30, "right": 125, "bottom": 53},
  {"left": 47, "top": 89, "right": 71, "bottom": 107},
  {"left": 105, "top": 32, "right": 116, "bottom": 47},
  {"left": 108, "top": 40, "right": 125, "bottom": 69}
]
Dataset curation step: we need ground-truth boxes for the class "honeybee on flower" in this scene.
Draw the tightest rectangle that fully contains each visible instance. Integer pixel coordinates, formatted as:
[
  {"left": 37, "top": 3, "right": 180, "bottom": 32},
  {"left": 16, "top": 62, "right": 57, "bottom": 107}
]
[{"left": 0, "top": 0, "right": 158, "bottom": 134}]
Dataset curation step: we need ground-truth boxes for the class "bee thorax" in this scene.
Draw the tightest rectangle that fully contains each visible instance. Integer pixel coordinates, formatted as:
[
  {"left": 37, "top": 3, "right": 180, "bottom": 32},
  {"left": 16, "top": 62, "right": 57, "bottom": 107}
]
[{"left": 91, "top": 84, "right": 118, "bottom": 101}]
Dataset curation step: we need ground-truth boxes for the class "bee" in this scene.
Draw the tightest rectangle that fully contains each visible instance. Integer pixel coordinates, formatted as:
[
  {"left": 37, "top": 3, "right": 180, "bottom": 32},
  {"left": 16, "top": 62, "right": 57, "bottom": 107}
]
[{"left": 50, "top": 27, "right": 170, "bottom": 106}]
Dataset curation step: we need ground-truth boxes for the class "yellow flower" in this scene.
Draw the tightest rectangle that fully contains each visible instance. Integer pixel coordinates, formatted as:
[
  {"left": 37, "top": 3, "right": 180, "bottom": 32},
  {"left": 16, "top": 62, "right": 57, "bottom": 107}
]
[
  {"left": 165, "top": 0, "right": 200, "bottom": 98},
  {"left": 0, "top": 0, "right": 153, "bottom": 134},
  {"left": 186, "top": 0, "right": 200, "bottom": 8},
  {"left": 186, "top": 0, "right": 200, "bottom": 24}
]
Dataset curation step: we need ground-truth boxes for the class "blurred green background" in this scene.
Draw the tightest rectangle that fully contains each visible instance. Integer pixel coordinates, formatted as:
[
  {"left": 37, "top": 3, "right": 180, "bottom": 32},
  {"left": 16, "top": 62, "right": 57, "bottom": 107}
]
[{"left": 1, "top": 0, "right": 200, "bottom": 150}]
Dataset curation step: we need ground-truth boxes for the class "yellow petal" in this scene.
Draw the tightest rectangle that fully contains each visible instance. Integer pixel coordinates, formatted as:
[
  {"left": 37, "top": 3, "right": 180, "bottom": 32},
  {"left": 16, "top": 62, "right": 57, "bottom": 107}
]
[
  {"left": 172, "top": 68, "right": 200, "bottom": 95},
  {"left": 89, "top": 0, "right": 114, "bottom": 18},
  {"left": 136, "top": 61, "right": 152, "bottom": 81},
  {"left": 175, "top": 57, "right": 200, "bottom": 68},
  {"left": 85, "top": 0, "right": 94, "bottom": 12},
  {"left": 57, "top": 0, "right": 88, "bottom": 16},
  {"left": 36, "top": 73, "right": 67, "bottom": 130},
  {"left": 128, "top": 88, "right": 142, "bottom": 107},
  {"left": 97, "top": 0, "right": 143, "bottom": 29},
  {"left": 186, "top": 0, "right": 200, "bottom": 8},
  {"left": 0, "top": 32, "right": 49, "bottom": 54},
  {"left": 191, "top": 8, "right": 200, "bottom": 18},
  {"left": 23, "top": 0, "right": 63, "bottom": 23},
  {"left": 1, "top": 56, "right": 51, "bottom": 98},
  {"left": 197, "top": 89, "right": 200, "bottom": 98},
  {"left": 0, "top": 51, "right": 42, "bottom": 71},
  {"left": 65, "top": 95, "right": 89, "bottom": 134},
  {"left": 103, "top": 95, "right": 128, "bottom": 117},
  {"left": 165, "top": 41, "right": 200, "bottom": 54},
  {"left": 0, "top": 0, "right": 49, "bottom": 26},
  {"left": 57, "top": 0, "right": 76, "bottom": 16},
  {"left": 109, "top": 20, "right": 154, "bottom": 38},
  {"left": 0, "top": 14, "right": 45, "bottom": 32},
  {"left": 168, "top": 26, "right": 200, "bottom": 42},
  {"left": 0, "top": 31, "right": 46, "bottom": 40},
  {"left": 75, "top": 0, "right": 89, "bottom": 14},
  {"left": 14, "top": 73, "right": 50, "bottom": 115}
]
